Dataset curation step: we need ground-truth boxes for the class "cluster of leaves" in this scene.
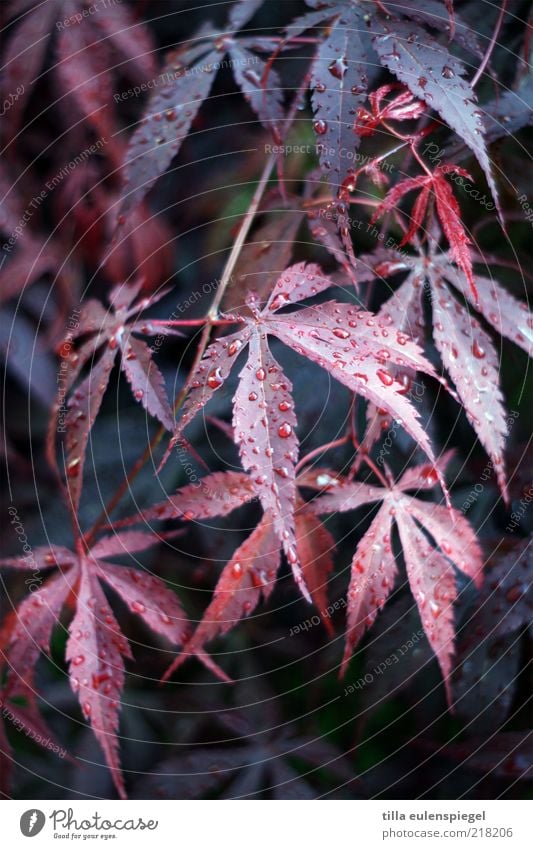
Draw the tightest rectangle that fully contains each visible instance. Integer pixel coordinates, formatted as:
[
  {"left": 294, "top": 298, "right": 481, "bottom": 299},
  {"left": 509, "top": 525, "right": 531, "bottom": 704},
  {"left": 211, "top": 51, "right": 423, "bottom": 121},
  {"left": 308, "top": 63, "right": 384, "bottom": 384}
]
[{"left": 1, "top": 0, "right": 532, "bottom": 798}]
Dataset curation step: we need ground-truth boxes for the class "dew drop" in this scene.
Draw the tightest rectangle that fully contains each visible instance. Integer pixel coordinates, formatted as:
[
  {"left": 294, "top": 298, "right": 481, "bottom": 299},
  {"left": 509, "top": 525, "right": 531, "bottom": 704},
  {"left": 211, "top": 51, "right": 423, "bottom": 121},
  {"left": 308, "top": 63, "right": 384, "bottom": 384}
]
[
  {"left": 429, "top": 600, "right": 441, "bottom": 619},
  {"left": 207, "top": 367, "right": 223, "bottom": 389},
  {"left": 67, "top": 457, "right": 81, "bottom": 478},
  {"left": 377, "top": 368, "right": 394, "bottom": 387},
  {"left": 472, "top": 339, "right": 485, "bottom": 359},
  {"left": 313, "top": 119, "right": 327, "bottom": 135},
  {"left": 278, "top": 422, "right": 292, "bottom": 438},
  {"left": 286, "top": 546, "right": 298, "bottom": 565},
  {"left": 333, "top": 328, "right": 350, "bottom": 339},
  {"left": 328, "top": 57, "right": 348, "bottom": 79},
  {"left": 422, "top": 466, "right": 439, "bottom": 485}
]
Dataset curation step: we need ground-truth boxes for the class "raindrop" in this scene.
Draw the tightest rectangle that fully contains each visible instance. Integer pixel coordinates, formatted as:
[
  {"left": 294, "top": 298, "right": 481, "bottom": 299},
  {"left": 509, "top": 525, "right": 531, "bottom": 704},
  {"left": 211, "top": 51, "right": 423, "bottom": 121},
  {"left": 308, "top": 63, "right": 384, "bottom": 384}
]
[
  {"left": 328, "top": 57, "right": 348, "bottom": 79},
  {"left": 429, "top": 600, "right": 441, "bottom": 619},
  {"left": 377, "top": 368, "right": 394, "bottom": 387},
  {"left": 207, "top": 367, "right": 223, "bottom": 389},
  {"left": 67, "top": 457, "right": 81, "bottom": 478},
  {"left": 278, "top": 422, "right": 292, "bottom": 438},
  {"left": 333, "top": 328, "right": 350, "bottom": 339},
  {"left": 472, "top": 339, "right": 485, "bottom": 359}
]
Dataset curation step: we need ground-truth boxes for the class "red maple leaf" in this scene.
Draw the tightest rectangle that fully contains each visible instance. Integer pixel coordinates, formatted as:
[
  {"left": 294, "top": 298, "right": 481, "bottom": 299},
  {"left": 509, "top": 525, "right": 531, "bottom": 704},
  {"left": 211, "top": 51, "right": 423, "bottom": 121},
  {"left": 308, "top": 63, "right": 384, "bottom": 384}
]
[
  {"left": 167, "top": 262, "right": 446, "bottom": 594},
  {"left": 309, "top": 456, "right": 483, "bottom": 703},
  {"left": 371, "top": 164, "right": 478, "bottom": 301},
  {"left": 0, "top": 530, "right": 189, "bottom": 798}
]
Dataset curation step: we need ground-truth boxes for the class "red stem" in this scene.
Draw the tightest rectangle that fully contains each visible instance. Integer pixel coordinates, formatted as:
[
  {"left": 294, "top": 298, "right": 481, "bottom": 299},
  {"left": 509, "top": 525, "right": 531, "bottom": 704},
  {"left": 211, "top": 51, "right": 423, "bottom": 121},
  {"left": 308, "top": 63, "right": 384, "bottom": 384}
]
[
  {"left": 295, "top": 437, "right": 350, "bottom": 473},
  {"left": 152, "top": 318, "right": 242, "bottom": 328},
  {"left": 471, "top": 0, "right": 509, "bottom": 88}
]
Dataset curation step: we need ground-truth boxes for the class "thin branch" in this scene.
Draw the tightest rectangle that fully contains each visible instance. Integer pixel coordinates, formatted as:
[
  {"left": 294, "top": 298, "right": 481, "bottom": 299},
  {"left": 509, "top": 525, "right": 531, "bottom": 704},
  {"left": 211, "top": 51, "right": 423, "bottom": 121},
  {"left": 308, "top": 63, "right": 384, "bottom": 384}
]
[{"left": 471, "top": 0, "right": 509, "bottom": 88}]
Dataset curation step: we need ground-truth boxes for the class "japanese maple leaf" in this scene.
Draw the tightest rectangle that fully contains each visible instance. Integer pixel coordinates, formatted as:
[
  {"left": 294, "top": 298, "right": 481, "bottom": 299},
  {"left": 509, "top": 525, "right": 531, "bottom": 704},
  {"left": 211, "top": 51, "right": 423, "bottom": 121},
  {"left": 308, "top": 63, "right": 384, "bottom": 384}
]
[
  {"left": 371, "top": 164, "right": 478, "bottom": 301},
  {"left": 50, "top": 280, "right": 178, "bottom": 512},
  {"left": 369, "top": 247, "right": 533, "bottom": 499},
  {"left": 0, "top": 531, "right": 189, "bottom": 798},
  {"left": 2, "top": 0, "right": 156, "bottom": 147},
  {"left": 115, "top": 471, "right": 337, "bottom": 679},
  {"left": 169, "top": 262, "right": 445, "bottom": 595},
  {"left": 355, "top": 83, "right": 426, "bottom": 136},
  {"left": 136, "top": 678, "right": 356, "bottom": 799},
  {"left": 291, "top": 2, "right": 497, "bottom": 216},
  {"left": 371, "top": 17, "right": 502, "bottom": 221},
  {"left": 309, "top": 4, "right": 369, "bottom": 193},
  {"left": 163, "top": 512, "right": 280, "bottom": 682},
  {"left": 309, "top": 456, "right": 483, "bottom": 703},
  {"left": 118, "top": 8, "right": 284, "bottom": 217}
]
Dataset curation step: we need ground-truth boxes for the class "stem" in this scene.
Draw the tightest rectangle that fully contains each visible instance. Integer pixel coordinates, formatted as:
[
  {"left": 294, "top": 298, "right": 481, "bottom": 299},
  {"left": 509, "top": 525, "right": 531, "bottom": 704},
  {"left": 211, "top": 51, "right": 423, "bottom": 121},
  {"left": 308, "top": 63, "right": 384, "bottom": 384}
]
[
  {"left": 349, "top": 401, "right": 390, "bottom": 488},
  {"left": 347, "top": 396, "right": 391, "bottom": 488},
  {"left": 359, "top": 139, "right": 411, "bottom": 171},
  {"left": 471, "top": 0, "right": 508, "bottom": 88},
  {"left": 348, "top": 197, "right": 382, "bottom": 208},
  {"left": 84, "top": 64, "right": 318, "bottom": 544},
  {"left": 382, "top": 121, "right": 433, "bottom": 177},
  {"left": 295, "top": 436, "right": 350, "bottom": 473},
  {"left": 85, "top": 155, "right": 277, "bottom": 545},
  {"left": 353, "top": 438, "right": 390, "bottom": 489},
  {"left": 151, "top": 317, "right": 241, "bottom": 328},
  {"left": 271, "top": 36, "right": 321, "bottom": 45},
  {"left": 208, "top": 151, "right": 277, "bottom": 319}
]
